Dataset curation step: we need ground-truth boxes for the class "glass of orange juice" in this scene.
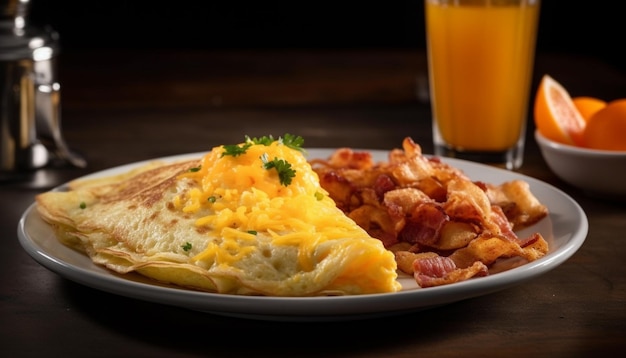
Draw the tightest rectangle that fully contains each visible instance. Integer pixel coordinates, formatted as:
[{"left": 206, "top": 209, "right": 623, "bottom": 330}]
[{"left": 425, "top": 0, "right": 540, "bottom": 170}]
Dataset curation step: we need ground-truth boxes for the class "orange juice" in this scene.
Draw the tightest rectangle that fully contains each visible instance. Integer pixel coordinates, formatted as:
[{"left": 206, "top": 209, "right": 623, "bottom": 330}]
[{"left": 426, "top": 0, "right": 540, "bottom": 153}]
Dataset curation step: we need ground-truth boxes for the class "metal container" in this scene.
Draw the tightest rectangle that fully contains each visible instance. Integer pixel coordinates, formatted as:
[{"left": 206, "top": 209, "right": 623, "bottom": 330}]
[{"left": 0, "top": 0, "right": 84, "bottom": 175}]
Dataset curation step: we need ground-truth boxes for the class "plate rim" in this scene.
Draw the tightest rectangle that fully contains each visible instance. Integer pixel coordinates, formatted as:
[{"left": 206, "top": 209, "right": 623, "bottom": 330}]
[{"left": 17, "top": 148, "right": 589, "bottom": 321}]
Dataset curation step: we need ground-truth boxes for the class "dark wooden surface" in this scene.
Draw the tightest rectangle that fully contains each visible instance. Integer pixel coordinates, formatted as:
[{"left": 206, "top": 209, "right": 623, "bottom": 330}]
[{"left": 1, "top": 49, "right": 625, "bottom": 357}]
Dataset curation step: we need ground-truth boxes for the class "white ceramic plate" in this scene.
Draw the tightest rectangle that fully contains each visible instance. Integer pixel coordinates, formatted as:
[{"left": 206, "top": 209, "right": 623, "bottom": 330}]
[{"left": 18, "top": 149, "right": 588, "bottom": 321}]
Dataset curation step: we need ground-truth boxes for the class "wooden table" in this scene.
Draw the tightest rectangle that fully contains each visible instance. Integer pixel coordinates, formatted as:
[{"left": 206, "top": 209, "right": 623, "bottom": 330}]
[{"left": 2, "top": 49, "right": 625, "bottom": 357}]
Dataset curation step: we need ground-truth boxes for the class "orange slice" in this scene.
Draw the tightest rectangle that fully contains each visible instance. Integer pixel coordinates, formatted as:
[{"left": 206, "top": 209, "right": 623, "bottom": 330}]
[
  {"left": 534, "top": 75, "right": 587, "bottom": 146},
  {"left": 583, "top": 99, "right": 626, "bottom": 151},
  {"left": 573, "top": 96, "right": 607, "bottom": 122}
]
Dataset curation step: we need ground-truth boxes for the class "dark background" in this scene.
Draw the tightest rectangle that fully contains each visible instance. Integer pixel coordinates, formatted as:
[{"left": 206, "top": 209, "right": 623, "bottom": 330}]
[{"left": 26, "top": 1, "right": 624, "bottom": 70}]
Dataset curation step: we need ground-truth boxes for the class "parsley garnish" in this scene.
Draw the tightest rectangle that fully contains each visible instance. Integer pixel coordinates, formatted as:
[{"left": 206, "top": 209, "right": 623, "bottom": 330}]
[
  {"left": 223, "top": 134, "right": 305, "bottom": 157},
  {"left": 279, "top": 133, "right": 305, "bottom": 152},
  {"left": 189, "top": 166, "right": 201, "bottom": 172},
  {"left": 182, "top": 242, "right": 192, "bottom": 251},
  {"left": 248, "top": 133, "right": 305, "bottom": 152},
  {"left": 261, "top": 153, "right": 296, "bottom": 186},
  {"left": 79, "top": 202, "right": 86, "bottom": 209},
  {"left": 221, "top": 143, "right": 252, "bottom": 157},
  {"left": 247, "top": 230, "right": 258, "bottom": 235},
  {"left": 314, "top": 191, "right": 324, "bottom": 201},
  {"left": 246, "top": 135, "right": 275, "bottom": 146},
  {"left": 207, "top": 195, "right": 216, "bottom": 203}
]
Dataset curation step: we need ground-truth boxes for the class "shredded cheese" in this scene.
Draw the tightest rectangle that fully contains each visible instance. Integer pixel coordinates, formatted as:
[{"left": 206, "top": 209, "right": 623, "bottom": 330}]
[{"left": 174, "top": 140, "right": 373, "bottom": 270}]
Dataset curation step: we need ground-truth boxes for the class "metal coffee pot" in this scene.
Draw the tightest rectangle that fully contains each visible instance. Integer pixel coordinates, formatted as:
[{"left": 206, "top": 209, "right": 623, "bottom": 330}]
[{"left": 1, "top": 0, "right": 85, "bottom": 177}]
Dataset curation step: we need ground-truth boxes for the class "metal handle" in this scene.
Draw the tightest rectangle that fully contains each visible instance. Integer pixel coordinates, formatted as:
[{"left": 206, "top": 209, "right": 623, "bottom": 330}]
[{"left": 35, "top": 81, "right": 87, "bottom": 168}]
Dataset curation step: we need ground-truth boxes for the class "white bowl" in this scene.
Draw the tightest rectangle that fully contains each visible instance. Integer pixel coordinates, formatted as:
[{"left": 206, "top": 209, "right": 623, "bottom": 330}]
[{"left": 535, "top": 130, "right": 626, "bottom": 199}]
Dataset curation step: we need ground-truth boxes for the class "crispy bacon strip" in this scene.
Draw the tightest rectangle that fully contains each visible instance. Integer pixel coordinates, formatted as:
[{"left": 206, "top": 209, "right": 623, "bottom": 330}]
[{"left": 413, "top": 256, "right": 489, "bottom": 288}]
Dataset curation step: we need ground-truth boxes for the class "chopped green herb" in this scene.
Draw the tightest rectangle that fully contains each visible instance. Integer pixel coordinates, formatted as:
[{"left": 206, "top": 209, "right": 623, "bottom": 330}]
[
  {"left": 245, "top": 135, "right": 275, "bottom": 146},
  {"left": 189, "top": 166, "right": 201, "bottom": 172},
  {"left": 247, "top": 230, "right": 258, "bottom": 235},
  {"left": 79, "top": 202, "right": 86, "bottom": 209},
  {"left": 261, "top": 153, "right": 296, "bottom": 186},
  {"left": 250, "top": 134, "right": 305, "bottom": 151},
  {"left": 223, "top": 134, "right": 305, "bottom": 157},
  {"left": 314, "top": 191, "right": 324, "bottom": 201},
  {"left": 221, "top": 143, "right": 252, "bottom": 157},
  {"left": 279, "top": 133, "right": 305, "bottom": 152},
  {"left": 207, "top": 195, "right": 217, "bottom": 203},
  {"left": 182, "top": 242, "right": 192, "bottom": 251}
]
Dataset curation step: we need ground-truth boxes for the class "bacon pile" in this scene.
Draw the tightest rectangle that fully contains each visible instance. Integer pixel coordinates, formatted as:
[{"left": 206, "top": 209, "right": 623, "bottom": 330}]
[{"left": 310, "top": 137, "right": 549, "bottom": 288}]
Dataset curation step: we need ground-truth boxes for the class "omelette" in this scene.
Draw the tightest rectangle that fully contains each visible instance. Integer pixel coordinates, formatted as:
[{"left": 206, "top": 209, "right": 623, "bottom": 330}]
[{"left": 36, "top": 135, "right": 400, "bottom": 296}]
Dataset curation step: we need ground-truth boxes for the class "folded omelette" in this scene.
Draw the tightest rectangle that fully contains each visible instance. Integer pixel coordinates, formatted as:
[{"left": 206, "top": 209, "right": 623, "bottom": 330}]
[{"left": 36, "top": 135, "right": 400, "bottom": 296}]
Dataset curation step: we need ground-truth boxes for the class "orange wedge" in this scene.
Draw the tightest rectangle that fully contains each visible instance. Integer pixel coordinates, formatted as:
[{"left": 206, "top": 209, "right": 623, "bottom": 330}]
[{"left": 534, "top": 75, "right": 587, "bottom": 146}]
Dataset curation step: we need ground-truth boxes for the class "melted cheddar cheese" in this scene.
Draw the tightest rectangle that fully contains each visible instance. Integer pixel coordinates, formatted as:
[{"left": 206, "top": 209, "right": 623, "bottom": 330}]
[{"left": 173, "top": 141, "right": 379, "bottom": 271}]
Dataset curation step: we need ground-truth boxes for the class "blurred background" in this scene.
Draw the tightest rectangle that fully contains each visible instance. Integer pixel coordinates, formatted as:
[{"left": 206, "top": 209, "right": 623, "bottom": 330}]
[{"left": 27, "top": 0, "right": 624, "bottom": 70}]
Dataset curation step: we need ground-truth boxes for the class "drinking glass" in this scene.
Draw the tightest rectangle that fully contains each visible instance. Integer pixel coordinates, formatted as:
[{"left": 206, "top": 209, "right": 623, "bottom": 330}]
[{"left": 425, "top": 0, "right": 541, "bottom": 170}]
